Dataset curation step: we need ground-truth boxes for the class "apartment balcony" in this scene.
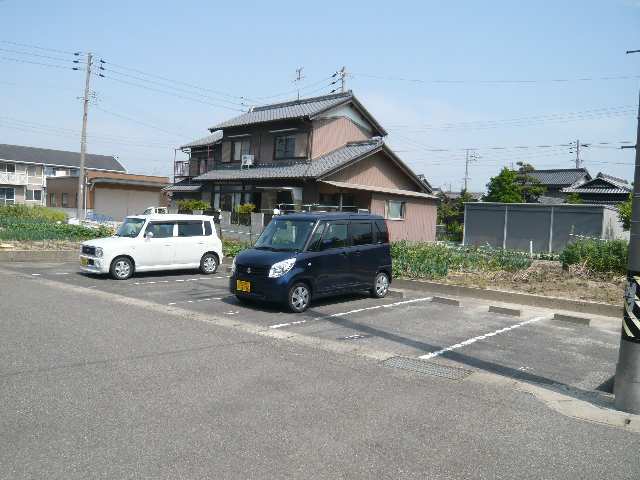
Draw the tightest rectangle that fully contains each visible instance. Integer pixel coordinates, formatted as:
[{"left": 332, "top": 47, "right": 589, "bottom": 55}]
[{"left": 0, "top": 172, "right": 46, "bottom": 186}]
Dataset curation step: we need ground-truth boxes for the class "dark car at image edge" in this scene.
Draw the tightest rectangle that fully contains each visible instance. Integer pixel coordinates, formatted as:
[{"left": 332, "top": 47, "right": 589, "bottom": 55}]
[{"left": 229, "top": 212, "right": 392, "bottom": 312}]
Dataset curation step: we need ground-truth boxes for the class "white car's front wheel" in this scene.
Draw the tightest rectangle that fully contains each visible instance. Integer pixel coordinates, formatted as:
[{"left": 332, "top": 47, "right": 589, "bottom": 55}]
[
  {"left": 200, "top": 253, "right": 219, "bottom": 274},
  {"left": 110, "top": 256, "right": 134, "bottom": 280}
]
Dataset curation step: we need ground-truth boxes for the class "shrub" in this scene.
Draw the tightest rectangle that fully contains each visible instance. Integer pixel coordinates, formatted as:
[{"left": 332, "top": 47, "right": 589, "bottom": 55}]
[
  {"left": 560, "top": 238, "right": 627, "bottom": 275},
  {"left": 236, "top": 203, "right": 256, "bottom": 214},
  {"left": 0, "top": 204, "right": 67, "bottom": 223},
  {"left": 0, "top": 217, "right": 114, "bottom": 241},
  {"left": 177, "top": 199, "right": 209, "bottom": 212},
  {"left": 223, "top": 239, "right": 250, "bottom": 257},
  {"left": 391, "top": 241, "right": 532, "bottom": 279}
]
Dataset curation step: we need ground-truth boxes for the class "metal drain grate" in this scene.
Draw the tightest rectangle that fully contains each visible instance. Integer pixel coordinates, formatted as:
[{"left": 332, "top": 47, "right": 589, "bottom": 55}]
[{"left": 382, "top": 357, "right": 473, "bottom": 380}]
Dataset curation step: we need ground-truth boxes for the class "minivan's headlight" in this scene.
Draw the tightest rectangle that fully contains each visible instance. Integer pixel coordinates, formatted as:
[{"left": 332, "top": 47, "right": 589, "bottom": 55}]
[
  {"left": 231, "top": 257, "right": 237, "bottom": 275},
  {"left": 94, "top": 247, "right": 104, "bottom": 258},
  {"left": 268, "top": 258, "right": 296, "bottom": 278}
]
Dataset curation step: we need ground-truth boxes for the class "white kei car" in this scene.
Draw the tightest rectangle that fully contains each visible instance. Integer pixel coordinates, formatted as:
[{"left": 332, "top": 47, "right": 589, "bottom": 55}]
[{"left": 79, "top": 214, "right": 223, "bottom": 280}]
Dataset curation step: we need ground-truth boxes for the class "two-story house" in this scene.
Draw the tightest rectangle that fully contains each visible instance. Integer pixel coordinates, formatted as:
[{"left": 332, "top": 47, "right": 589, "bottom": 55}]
[
  {"left": 0, "top": 143, "right": 125, "bottom": 207},
  {"left": 168, "top": 91, "right": 438, "bottom": 242}
]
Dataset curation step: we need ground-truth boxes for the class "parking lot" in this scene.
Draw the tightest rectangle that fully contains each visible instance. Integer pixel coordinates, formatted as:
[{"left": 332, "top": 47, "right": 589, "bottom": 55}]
[{"left": 2, "top": 260, "right": 621, "bottom": 394}]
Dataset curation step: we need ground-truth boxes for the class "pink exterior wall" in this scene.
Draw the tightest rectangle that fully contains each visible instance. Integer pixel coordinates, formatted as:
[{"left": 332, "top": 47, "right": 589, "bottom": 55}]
[
  {"left": 311, "top": 117, "right": 369, "bottom": 158},
  {"left": 327, "top": 153, "right": 418, "bottom": 191},
  {"left": 370, "top": 193, "right": 437, "bottom": 242}
]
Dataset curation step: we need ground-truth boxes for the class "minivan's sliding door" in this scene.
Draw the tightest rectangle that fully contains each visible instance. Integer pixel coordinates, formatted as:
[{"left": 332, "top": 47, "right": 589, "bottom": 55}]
[{"left": 309, "top": 221, "right": 353, "bottom": 294}]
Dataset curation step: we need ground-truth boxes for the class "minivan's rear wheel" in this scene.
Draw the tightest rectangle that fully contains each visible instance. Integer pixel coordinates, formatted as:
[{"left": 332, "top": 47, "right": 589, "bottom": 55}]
[
  {"left": 288, "top": 282, "right": 310, "bottom": 313},
  {"left": 110, "top": 256, "right": 133, "bottom": 280},
  {"left": 200, "top": 253, "right": 218, "bottom": 274},
  {"left": 371, "top": 272, "right": 389, "bottom": 298}
]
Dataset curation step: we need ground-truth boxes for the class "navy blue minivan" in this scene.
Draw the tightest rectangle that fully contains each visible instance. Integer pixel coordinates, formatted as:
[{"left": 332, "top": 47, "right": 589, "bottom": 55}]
[{"left": 230, "top": 213, "right": 392, "bottom": 312}]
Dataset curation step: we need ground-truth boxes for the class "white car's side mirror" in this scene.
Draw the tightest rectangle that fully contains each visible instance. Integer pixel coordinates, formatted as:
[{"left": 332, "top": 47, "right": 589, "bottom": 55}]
[{"left": 145, "top": 231, "right": 154, "bottom": 239}]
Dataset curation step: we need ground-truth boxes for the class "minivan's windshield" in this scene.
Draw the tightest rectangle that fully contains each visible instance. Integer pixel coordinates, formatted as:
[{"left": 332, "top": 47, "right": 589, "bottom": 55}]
[
  {"left": 254, "top": 219, "right": 316, "bottom": 252},
  {"left": 116, "top": 218, "right": 145, "bottom": 237}
]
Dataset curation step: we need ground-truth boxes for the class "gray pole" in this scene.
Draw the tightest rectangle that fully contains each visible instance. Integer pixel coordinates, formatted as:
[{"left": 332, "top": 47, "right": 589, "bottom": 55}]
[
  {"left": 614, "top": 88, "right": 640, "bottom": 413},
  {"left": 340, "top": 66, "right": 346, "bottom": 93},
  {"left": 464, "top": 150, "right": 469, "bottom": 191},
  {"left": 77, "top": 52, "right": 93, "bottom": 220}
]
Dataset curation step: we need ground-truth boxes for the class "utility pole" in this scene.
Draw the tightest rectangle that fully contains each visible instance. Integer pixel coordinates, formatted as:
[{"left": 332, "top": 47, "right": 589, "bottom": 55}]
[
  {"left": 293, "top": 66, "right": 304, "bottom": 100},
  {"left": 575, "top": 139, "right": 581, "bottom": 168},
  {"left": 77, "top": 52, "right": 93, "bottom": 220},
  {"left": 615, "top": 48, "right": 640, "bottom": 414},
  {"left": 463, "top": 150, "right": 479, "bottom": 191},
  {"left": 339, "top": 66, "right": 347, "bottom": 93}
]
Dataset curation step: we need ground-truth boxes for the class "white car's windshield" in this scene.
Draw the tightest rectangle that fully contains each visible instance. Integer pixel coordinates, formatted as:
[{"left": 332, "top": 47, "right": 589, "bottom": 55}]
[
  {"left": 255, "top": 219, "right": 316, "bottom": 252},
  {"left": 116, "top": 218, "right": 145, "bottom": 237}
]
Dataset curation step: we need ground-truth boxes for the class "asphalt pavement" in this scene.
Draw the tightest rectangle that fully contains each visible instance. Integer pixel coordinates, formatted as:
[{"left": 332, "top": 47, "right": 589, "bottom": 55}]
[{"left": 0, "top": 261, "right": 637, "bottom": 479}]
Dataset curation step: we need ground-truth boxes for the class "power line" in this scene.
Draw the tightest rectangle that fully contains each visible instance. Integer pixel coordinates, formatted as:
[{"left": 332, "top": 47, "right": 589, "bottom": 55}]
[
  {"left": 0, "top": 47, "right": 74, "bottom": 63},
  {"left": 0, "top": 56, "right": 77, "bottom": 70},
  {"left": 351, "top": 72, "right": 640, "bottom": 85},
  {"left": 94, "top": 73, "right": 246, "bottom": 112},
  {"left": 92, "top": 105, "right": 189, "bottom": 139},
  {"left": 0, "top": 39, "right": 79, "bottom": 55}
]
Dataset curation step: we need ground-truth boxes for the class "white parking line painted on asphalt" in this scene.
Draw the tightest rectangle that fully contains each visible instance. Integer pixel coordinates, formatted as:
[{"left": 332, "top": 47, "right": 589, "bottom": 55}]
[
  {"left": 31, "top": 273, "right": 41, "bottom": 276},
  {"left": 269, "top": 297, "right": 433, "bottom": 330},
  {"left": 167, "top": 297, "right": 222, "bottom": 306},
  {"left": 54, "top": 272, "right": 70, "bottom": 275},
  {"left": 418, "top": 315, "right": 550, "bottom": 360}
]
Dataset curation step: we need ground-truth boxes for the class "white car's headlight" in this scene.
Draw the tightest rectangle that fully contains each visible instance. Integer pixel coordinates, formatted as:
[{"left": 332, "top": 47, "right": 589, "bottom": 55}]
[
  {"left": 94, "top": 247, "right": 104, "bottom": 258},
  {"left": 231, "top": 257, "right": 237, "bottom": 275},
  {"left": 268, "top": 258, "right": 296, "bottom": 278}
]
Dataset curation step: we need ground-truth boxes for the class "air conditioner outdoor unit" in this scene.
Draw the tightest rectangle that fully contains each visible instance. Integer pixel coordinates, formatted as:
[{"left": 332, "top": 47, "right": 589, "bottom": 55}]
[{"left": 241, "top": 154, "right": 254, "bottom": 168}]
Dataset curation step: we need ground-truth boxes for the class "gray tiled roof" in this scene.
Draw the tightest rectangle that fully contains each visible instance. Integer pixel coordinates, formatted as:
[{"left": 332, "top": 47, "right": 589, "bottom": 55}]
[
  {"left": 209, "top": 92, "right": 354, "bottom": 130},
  {"left": 563, "top": 172, "right": 631, "bottom": 195},
  {"left": 194, "top": 139, "right": 383, "bottom": 182},
  {"left": 180, "top": 130, "right": 223, "bottom": 149},
  {"left": 526, "top": 168, "right": 590, "bottom": 186},
  {"left": 0, "top": 143, "right": 125, "bottom": 171}
]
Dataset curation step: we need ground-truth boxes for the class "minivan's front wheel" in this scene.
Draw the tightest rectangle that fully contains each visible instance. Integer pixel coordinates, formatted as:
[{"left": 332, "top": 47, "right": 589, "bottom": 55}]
[
  {"left": 200, "top": 253, "right": 218, "bottom": 274},
  {"left": 110, "top": 256, "right": 133, "bottom": 280},
  {"left": 371, "top": 272, "right": 390, "bottom": 298},
  {"left": 288, "top": 282, "right": 311, "bottom": 313}
]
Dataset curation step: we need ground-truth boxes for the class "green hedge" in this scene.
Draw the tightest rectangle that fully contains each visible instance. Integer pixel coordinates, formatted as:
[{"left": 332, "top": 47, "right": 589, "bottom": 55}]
[
  {"left": 223, "top": 239, "right": 251, "bottom": 258},
  {"left": 0, "top": 205, "right": 67, "bottom": 222},
  {"left": 0, "top": 217, "right": 113, "bottom": 241},
  {"left": 560, "top": 238, "right": 627, "bottom": 275},
  {"left": 391, "top": 241, "right": 532, "bottom": 279}
]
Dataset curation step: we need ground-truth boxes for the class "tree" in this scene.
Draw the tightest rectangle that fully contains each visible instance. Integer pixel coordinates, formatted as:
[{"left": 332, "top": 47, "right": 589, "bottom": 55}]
[
  {"left": 618, "top": 192, "right": 632, "bottom": 230},
  {"left": 437, "top": 189, "right": 476, "bottom": 241},
  {"left": 516, "top": 162, "right": 546, "bottom": 202},
  {"left": 483, "top": 168, "right": 524, "bottom": 203},
  {"left": 565, "top": 193, "right": 583, "bottom": 204}
]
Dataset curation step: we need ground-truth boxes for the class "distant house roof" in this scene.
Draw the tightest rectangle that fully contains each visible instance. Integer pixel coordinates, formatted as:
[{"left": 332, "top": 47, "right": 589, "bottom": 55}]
[
  {"left": 180, "top": 131, "right": 223, "bottom": 149},
  {"left": 562, "top": 172, "right": 631, "bottom": 195},
  {"left": 525, "top": 168, "right": 590, "bottom": 187},
  {"left": 440, "top": 191, "right": 483, "bottom": 201},
  {"left": 0, "top": 143, "right": 125, "bottom": 172},
  {"left": 209, "top": 91, "right": 387, "bottom": 136},
  {"left": 193, "top": 138, "right": 432, "bottom": 196}
]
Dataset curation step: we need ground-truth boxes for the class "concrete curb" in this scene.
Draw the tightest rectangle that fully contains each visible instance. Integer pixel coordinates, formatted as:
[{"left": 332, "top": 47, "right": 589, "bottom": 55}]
[
  {"left": 0, "top": 250, "right": 78, "bottom": 262},
  {"left": 393, "top": 278, "right": 620, "bottom": 318}
]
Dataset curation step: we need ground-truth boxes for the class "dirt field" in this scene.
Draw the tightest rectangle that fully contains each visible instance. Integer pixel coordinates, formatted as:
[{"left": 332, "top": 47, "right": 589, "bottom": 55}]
[{"left": 442, "top": 260, "right": 624, "bottom": 306}]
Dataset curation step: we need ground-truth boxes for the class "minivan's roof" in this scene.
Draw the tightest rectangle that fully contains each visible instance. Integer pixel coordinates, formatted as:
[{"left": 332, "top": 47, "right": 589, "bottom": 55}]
[
  {"left": 272, "top": 212, "right": 384, "bottom": 221},
  {"left": 125, "top": 214, "right": 214, "bottom": 221}
]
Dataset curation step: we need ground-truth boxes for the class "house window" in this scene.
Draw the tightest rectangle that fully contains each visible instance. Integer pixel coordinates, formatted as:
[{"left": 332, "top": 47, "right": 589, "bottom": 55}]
[
  {"left": 274, "top": 134, "right": 296, "bottom": 159},
  {"left": 232, "top": 139, "right": 251, "bottom": 162},
  {"left": 61, "top": 192, "right": 69, "bottom": 207},
  {"left": 50, "top": 193, "right": 56, "bottom": 207},
  {"left": 27, "top": 166, "right": 37, "bottom": 176},
  {"left": 386, "top": 200, "right": 406, "bottom": 220},
  {"left": 0, "top": 163, "right": 16, "bottom": 173},
  {"left": 26, "top": 189, "right": 42, "bottom": 201},
  {"left": 0, "top": 187, "right": 15, "bottom": 205}
]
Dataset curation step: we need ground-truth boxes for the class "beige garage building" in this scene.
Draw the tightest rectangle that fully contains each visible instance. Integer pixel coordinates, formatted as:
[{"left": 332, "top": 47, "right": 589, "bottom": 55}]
[{"left": 47, "top": 171, "right": 169, "bottom": 221}]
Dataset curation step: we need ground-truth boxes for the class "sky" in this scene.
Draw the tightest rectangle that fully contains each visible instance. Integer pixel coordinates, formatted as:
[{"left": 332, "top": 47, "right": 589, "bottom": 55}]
[{"left": 0, "top": 0, "right": 639, "bottom": 192}]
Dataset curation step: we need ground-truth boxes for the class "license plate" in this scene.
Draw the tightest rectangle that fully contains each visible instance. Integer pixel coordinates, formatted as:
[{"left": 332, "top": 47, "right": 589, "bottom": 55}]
[
  {"left": 81, "top": 257, "right": 88, "bottom": 266},
  {"left": 236, "top": 280, "right": 251, "bottom": 293}
]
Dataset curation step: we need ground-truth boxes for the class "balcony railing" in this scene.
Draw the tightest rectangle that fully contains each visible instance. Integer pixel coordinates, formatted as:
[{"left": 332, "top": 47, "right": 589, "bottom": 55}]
[{"left": 0, "top": 172, "right": 46, "bottom": 186}]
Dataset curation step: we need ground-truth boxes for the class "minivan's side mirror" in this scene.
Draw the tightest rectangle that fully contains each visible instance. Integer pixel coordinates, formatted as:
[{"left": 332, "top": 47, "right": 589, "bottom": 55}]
[{"left": 144, "top": 231, "right": 154, "bottom": 239}]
